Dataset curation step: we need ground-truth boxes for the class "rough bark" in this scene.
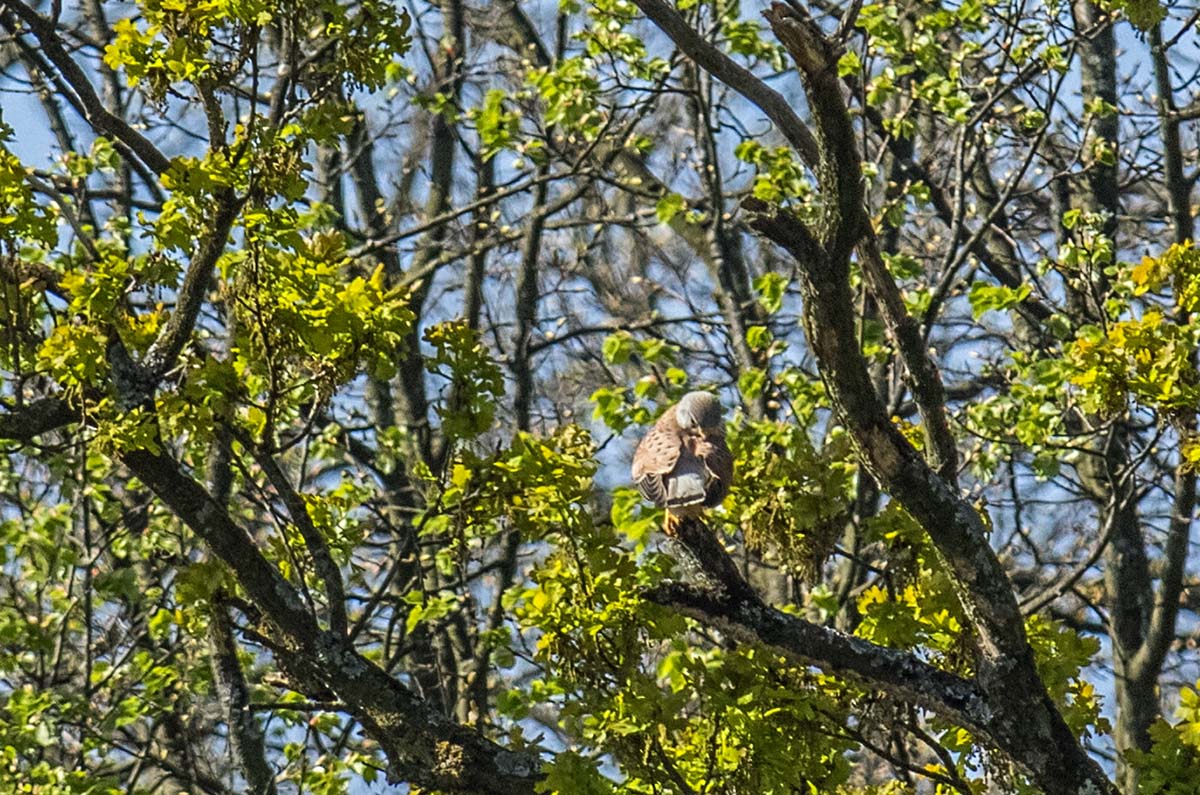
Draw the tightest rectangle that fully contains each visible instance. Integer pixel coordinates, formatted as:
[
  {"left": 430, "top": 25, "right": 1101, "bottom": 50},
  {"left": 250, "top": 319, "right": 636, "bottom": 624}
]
[
  {"left": 632, "top": 3, "right": 1118, "bottom": 793},
  {"left": 4, "top": 0, "right": 171, "bottom": 176},
  {"left": 209, "top": 605, "right": 277, "bottom": 795},
  {"left": 651, "top": 516, "right": 1109, "bottom": 795},
  {"left": 1095, "top": 19, "right": 1200, "bottom": 793},
  {"left": 120, "top": 444, "right": 541, "bottom": 795}
]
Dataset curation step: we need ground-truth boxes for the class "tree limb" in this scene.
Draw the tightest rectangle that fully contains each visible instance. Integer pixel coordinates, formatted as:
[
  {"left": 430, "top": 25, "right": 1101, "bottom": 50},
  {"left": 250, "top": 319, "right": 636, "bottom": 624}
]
[
  {"left": 209, "top": 602, "right": 277, "bottom": 795},
  {"left": 628, "top": 0, "right": 819, "bottom": 168},
  {"left": 3, "top": 0, "right": 172, "bottom": 176},
  {"left": 646, "top": 579, "right": 993, "bottom": 734},
  {"left": 242, "top": 431, "right": 349, "bottom": 638},
  {"left": 120, "top": 444, "right": 541, "bottom": 794},
  {"left": 142, "top": 190, "right": 243, "bottom": 380},
  {"left": 647, "top": 521, "right": 993, "bottom": 737},
  {"left": 0, "top": 396, "right": 75, "bottom": 441}
]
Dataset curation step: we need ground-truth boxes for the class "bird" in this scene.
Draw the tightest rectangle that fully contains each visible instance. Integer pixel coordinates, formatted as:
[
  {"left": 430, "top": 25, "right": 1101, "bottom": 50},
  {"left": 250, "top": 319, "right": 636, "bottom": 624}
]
[{"left": 630, "top": 391, "right": 734, "bottom": 535}]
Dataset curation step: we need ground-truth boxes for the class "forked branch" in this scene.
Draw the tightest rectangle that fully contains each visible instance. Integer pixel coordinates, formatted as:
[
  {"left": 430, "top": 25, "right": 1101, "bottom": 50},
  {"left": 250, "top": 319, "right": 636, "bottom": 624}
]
[{"left": 636, "top": 3, "right": 1117, "bottom": 793}]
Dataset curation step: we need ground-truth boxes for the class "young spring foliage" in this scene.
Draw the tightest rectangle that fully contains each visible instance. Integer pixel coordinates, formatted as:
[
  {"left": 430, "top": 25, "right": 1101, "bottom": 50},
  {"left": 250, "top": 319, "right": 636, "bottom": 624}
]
[{"left": 1, "top": 0, "right": 1196, "bottom": 792}]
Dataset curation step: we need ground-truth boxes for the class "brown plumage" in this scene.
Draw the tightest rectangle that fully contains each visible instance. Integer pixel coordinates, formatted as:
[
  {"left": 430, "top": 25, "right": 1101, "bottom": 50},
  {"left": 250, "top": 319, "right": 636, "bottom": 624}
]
[{"left": 631, "top": 392, "right": 733, "bottom": 534}]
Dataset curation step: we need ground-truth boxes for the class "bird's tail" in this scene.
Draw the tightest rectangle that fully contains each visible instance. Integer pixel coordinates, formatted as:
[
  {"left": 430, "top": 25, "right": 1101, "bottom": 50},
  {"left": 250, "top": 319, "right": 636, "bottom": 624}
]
[{"left": 664, "top": 468, "right": 706, "bottom": 508}]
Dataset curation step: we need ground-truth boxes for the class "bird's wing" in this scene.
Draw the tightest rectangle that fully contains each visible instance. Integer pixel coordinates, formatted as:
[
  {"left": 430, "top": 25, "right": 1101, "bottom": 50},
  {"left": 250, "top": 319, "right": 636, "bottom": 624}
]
[
  {"left": 699, "top": 433, "right": 734, "bottom": 508},
  {"left": 631, "top": 420, "right": 682, "bottom": 507}
]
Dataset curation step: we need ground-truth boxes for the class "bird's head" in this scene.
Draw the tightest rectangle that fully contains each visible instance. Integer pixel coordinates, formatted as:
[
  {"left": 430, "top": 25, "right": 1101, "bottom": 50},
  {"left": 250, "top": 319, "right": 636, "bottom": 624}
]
[{"left": 675, "top": 391, "right": 724, "bottom": 433}]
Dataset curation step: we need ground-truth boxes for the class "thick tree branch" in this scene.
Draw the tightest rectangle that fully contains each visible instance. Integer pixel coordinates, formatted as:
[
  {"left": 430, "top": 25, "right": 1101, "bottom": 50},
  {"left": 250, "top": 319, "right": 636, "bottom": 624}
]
[
  {"left": 0, "top": 396, "right": 75, "bottom": 441},
  {"left": 761, "top": 5, "right": 957, "bottom": 477},
  {"left": 1136, "top": 453, "right": 1194, "bottom": 681},
  {"left": 3, "top": 0, "right": 172, "bottom": 176},
  {"left": 142, "top": 190, "right": 243, "bottom": 380},
  {"left": 120, "top": 445, "right": 541, "bottom": 794},
  {"left": 761, "top": 6, "right": 865, "bottom": 260},
  {"left": 209, "top": 603, "right": 277, "bottom": 795},
  {"left": 650, "top": 521, "right": 993, "bottom": 736},
  {"left": 628, "top": 0, "right": 819, "bottom": 167},
  {"left": 635, "top": 0, "right": 955, "bottom": 475},
  {"left": 639, "top": 1, "right": 1029, "bottom": 672},
  {"left": 1, "top": 253, "right": 66, "bottom": 300},
  {"left": 647, "top": 580, "right": 993, "bottom": 733},
  {"left": 1068, "top": 6, "right": 1149, "bottom": 791}
]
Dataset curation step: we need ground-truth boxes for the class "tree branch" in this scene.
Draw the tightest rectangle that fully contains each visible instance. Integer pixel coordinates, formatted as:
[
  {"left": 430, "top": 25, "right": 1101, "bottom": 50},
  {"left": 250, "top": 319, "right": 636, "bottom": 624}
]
[
  {"left": 646, "top": 521, "right": 992, "bottom": 736},
  {"left": 242, "top": 432, "right": 349, "bottom": 638},
  {"left": 645, "top": 579, "right": 993, "bottom": 733},
  {"left": 856, "top": 218, "right": 958, "bottom": 480},
  {"left": 141, "top": 190, "right": 243, "bottom": 380},
  {"left": 0, "top": 253, "right": 66, "bottom": 301},
  {"left": 761, "top": 5, "right": 956, "bottom": 475},
  {"left": 120, "top": 444, "right": 541, "bottom": 794},
  {"left": 628, "top": 0, "right": 819, "bottom": 168},
  {"left": 3, "top": 0, "right": 172, "bottom": 176},
  {"left": 0, "top": 396, "right": 75, "bottom": 441},
  {"left": 209, "top": 602, "right": 277, "bottom": 795}
]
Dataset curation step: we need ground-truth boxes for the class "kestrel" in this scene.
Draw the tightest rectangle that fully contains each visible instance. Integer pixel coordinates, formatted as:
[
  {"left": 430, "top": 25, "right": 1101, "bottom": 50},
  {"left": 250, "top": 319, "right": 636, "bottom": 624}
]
[{"left": 631, "top": 391, "right": 734, "bottom": 534}]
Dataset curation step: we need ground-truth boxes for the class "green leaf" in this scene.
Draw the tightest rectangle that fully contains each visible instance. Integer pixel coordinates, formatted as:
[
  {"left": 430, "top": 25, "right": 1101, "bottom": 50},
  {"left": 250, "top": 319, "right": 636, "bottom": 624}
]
[
  {"left": 837, "top": 50, "right": 862, "bottom": 77},
  {"left": 655, "top": 192, "right": 687, "bottom": 224},
  {"left": 1117, "top": 0, "right": 1166, "bottom": 30},
  {"left": 602, "top": 331, "right": 634, "bottom": 364},
  {"left": 754, "top": 272, "right": 788, "bottom": 314},
  {"left": 745, "top": 325, "right": 772, "bottom": 351},
  {"left": 968, "top": 281, "right": 1031, "bottom": 318}
]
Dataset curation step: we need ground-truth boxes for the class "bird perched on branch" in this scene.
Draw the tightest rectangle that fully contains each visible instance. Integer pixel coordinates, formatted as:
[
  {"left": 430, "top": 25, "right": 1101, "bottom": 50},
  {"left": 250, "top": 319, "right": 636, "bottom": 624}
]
[{"left": 631, "top": 391, "right": 734, "bottom": 535}]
